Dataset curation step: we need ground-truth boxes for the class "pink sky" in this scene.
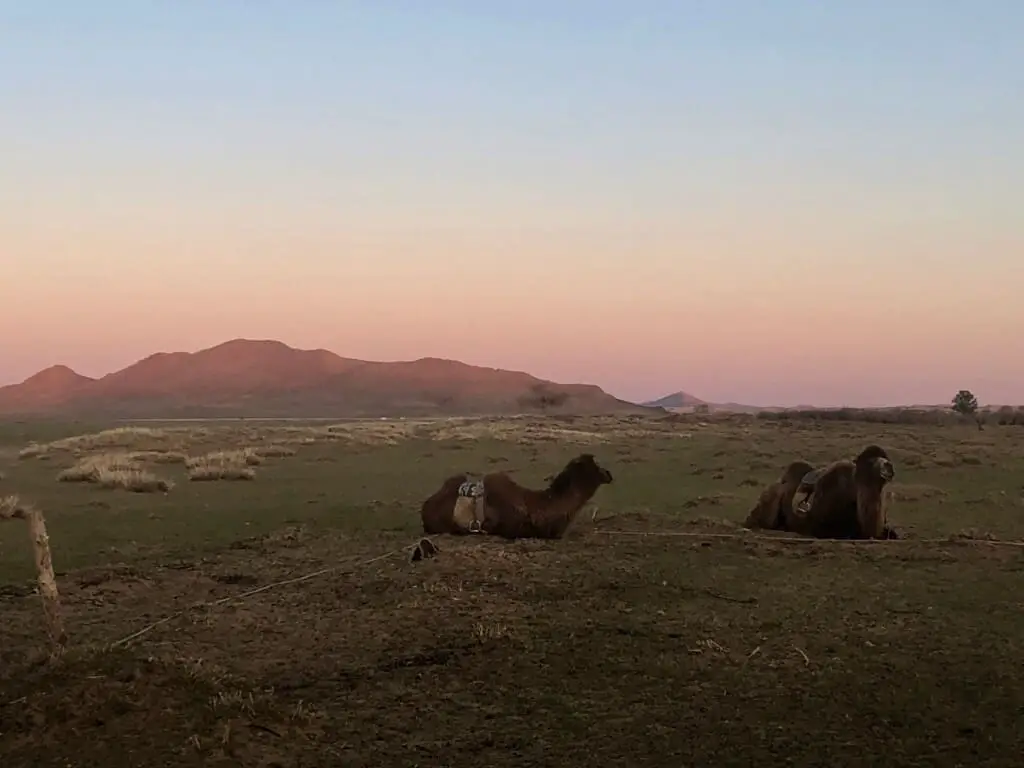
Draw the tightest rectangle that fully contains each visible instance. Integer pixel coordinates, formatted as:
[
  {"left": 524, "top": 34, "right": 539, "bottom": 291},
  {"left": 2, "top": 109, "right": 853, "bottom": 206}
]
[
  {"left": 4, "top": 4, "right": 1022, "bottom": 407},
  {"left": 5, "top": 206, "right": 1022, "bottom": 406}
]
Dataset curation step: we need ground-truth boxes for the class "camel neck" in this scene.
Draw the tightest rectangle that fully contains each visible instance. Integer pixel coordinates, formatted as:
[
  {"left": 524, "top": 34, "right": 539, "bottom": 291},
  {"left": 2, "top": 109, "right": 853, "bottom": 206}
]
[{"left": 550, "top": 479, "right": 599, "bottom": 504}]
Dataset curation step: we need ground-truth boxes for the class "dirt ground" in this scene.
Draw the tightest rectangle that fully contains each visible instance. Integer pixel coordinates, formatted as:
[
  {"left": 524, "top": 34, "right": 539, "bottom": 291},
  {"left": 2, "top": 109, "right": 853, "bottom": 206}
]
[
  {"left": 4, "top": 524, "right": 1024, "bottom": 767},
  {"left": 3, "top": 415, "right": 1024, "bottom": 766}
]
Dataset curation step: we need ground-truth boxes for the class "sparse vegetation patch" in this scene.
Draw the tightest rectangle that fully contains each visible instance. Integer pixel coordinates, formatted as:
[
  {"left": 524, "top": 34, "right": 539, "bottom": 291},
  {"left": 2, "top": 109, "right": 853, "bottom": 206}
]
[
  {"left": 253, "top": 444, "right": 297, "bottom": 458},
  {"left": 56, "top": 452, "right": 172, "bottom": 493},
  {"left": 95, "top": 467, "right": 173, "bottom": 493},
  {"left": 185, "top": 448, "right": 262, "bottom": 469},
  {"left": 186, "top": 449, "right": 259, "bottom": 481},
  {"left": 58, "top": 452, "right": 140, "bottom": 483}
]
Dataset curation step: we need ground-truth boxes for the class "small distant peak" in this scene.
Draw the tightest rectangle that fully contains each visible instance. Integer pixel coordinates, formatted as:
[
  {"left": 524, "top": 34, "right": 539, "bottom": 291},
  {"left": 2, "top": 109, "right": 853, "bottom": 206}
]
[
  {"left": 41, "top": 364, "right": 77, "bottom": 375},
  {"left": 644, "top": 390, "right": 706, "bottom": 407},
  {"left": 26, "top": 364, "right": 91, "bottom": 382},
  {"left": 204, "top": 338, "right": 292, "bottom": 352},
  {"left": 411, "top": 356, "right": 462, "bottom": 366}
]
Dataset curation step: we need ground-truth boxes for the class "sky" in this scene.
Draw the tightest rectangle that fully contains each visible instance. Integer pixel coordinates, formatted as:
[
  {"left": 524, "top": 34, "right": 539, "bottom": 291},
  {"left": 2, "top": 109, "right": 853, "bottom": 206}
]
[{"left": 2, "top": 1, "right": 1022, "bottom": 407}]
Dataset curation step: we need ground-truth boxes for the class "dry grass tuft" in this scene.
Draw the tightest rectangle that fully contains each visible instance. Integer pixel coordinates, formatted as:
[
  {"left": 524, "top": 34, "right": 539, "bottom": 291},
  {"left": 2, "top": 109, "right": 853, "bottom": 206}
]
[
  {"left": 323, "top": 420, "right": 422, "bottom": 446},
  {"left": 96, "top": 467, "right": 173, "bottom": 493},
  {"left": 19, "top": 426, "right": 207, "bottom": 460},
  {"left": 472, "top": 621, "right": 513, "bottom": 642},
  {"left": 254, "top": 444, "right": 298, "bottom": 458},
  {"left": 56, "top": 453, "right": 172, "bottom": 493},
  {"left": 186, "top": 449, "right": 258, "bottom": 482},
  {"left": 0, "top": 493, "right": 22, "bottom": 519},
  {"left": 188, "top": 464, "right": 257, "bottom": 482},
  {"left": 129, "top": 450, "right": 188, "bottom": 465},
  {"left": 15, "top": 416, "right": 693, "bottom": 468},
  {"left": 18, "top": 443, "right": 48, "bottom": 459},
  {"left": 430, "top": 420, "right": 610, "bottom": 446},
  {"left": 185, "top": 448, "right": 262, "bottom": 469},
  {"left": 58, "top": 453, "right": 141, "bottom": 482},
  {"left": 305, "top": 414, "right": 692, "bottom": 448}
]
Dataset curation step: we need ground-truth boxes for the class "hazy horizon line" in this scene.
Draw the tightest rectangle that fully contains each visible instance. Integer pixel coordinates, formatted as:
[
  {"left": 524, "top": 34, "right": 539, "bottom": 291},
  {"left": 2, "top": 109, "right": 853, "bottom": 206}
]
[{"left": 1, "top": 336, "right": 1014, "bottom": 411}]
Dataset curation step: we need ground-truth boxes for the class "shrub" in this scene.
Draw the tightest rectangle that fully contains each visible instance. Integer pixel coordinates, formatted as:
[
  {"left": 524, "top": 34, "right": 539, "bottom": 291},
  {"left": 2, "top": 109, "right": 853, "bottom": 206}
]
[
  {"left": 187, "top": 462, "right": 256, "bottom": 482},
  {"left": 56, "top": 453, "right": 171, "bottom": 493}
]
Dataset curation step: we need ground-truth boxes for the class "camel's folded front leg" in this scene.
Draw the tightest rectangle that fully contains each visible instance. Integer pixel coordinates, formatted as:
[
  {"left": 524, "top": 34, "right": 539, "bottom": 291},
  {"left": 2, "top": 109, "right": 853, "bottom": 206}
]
[
  {"left": 453, "top": 479, "right": 487, "bottom": 534},
  {"left": 468, "top": 496, "right": 486, "bottom": 533}
]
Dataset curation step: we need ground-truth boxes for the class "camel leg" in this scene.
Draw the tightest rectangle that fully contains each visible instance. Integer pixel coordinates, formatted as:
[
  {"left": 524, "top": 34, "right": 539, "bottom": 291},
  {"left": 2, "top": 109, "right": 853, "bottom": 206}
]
[
  {"left": 452, "top": 496, "right": 477, "bottom": 533},
  {"left": 453, "top": 480, "right": 487, "bottom": 534},
  {"left": 468, "top": 496, "right": 486, "bottom": 533}
]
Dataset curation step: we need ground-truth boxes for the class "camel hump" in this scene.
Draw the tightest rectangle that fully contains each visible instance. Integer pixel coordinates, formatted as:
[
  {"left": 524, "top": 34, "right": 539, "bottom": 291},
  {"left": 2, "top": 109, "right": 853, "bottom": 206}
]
[{"left": 457, "top": 478, "right": 485, "bottom": 498}]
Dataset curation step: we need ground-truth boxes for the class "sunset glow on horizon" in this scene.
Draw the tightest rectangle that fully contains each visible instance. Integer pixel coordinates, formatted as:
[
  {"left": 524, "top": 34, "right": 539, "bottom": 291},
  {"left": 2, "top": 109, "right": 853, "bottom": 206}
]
[{"left": 4, "top": 2, "right": 1022, "bottom": 406}]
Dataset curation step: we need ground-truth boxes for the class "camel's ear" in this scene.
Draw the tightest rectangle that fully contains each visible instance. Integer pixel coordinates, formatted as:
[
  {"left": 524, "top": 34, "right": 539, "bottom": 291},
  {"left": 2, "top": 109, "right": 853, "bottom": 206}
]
[{"left": 571, "top": 453, "right": 595, "bottom": 470}]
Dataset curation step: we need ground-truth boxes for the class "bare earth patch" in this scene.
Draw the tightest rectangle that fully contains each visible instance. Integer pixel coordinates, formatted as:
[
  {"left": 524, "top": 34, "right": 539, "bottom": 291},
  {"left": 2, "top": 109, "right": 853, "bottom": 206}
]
[{"left": 3, "top": 529, "right": 1024, "bottom": 766}]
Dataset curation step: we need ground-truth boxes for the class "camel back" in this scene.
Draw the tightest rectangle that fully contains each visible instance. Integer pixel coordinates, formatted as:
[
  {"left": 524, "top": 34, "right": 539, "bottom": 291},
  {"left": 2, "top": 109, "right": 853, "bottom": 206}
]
[{"left": 452, "top": 478, "right": 486, "bottom": 533}]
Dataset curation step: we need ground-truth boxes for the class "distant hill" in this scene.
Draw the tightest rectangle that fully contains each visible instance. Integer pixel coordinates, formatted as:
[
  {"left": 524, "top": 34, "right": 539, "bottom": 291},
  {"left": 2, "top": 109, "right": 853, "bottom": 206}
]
[
  {"left": 643, "top": 391, "right": 707, "bottom": 408},
  {"left": 0, "top": 365, "right": 94, "bottom": 411},
  {"left": 643, "top": 390, "right": 763, "bottom": 413},
  {"left": 0, "top": 339, "right": 655, "bottom": 419}
]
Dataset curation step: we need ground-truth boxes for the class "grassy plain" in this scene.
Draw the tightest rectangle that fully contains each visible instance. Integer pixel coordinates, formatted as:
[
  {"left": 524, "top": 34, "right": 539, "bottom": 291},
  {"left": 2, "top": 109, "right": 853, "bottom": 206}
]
[{"left": 2, "top": 413, "right": 1024, "bottom": 766}]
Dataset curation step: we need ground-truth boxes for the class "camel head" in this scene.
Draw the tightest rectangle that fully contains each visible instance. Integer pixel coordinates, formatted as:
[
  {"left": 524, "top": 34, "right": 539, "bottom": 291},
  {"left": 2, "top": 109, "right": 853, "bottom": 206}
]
[
  {"left": 548, "top": 453, "right": 613, "bottom": 494},
  {"left": 795, "top": 464, "right": 821, "bottom": 493},
  {"left": 573, "top": 453, "right": 613, "bottom": 485},
  {"left": 854, "top": 444, "right": 895, "bottom": 485}
]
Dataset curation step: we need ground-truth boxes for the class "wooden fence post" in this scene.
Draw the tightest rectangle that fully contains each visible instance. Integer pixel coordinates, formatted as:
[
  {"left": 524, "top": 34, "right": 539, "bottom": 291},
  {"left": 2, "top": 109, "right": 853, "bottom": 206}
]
[{"left": 1, "top": 495, "right": 66, "bottom": 655}]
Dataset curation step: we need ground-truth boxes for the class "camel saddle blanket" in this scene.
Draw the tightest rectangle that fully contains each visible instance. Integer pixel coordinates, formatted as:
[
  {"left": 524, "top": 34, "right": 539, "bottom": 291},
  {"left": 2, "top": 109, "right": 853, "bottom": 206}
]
[{"left": 453, "top": 478, "right": 486, "bottom": 533}]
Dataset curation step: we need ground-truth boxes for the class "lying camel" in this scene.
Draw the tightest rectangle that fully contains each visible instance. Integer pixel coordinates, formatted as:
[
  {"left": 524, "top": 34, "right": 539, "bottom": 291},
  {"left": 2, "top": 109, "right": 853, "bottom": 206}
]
[
  {"left": 744, "top": 460, "right": 816, "bottom": 531},
  {"left": 792, "top": 444, "right": 898, "bottom": 539},
  {"left": 419, "top": 453, "right": 614, "bottom": 540}
]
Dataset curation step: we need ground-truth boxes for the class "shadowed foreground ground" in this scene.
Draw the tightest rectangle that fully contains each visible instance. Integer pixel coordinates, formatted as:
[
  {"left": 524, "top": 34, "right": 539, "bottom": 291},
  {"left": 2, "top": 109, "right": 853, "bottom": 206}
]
[{"left": 3, "top": 527, "right": 1024, "bottom": 767}]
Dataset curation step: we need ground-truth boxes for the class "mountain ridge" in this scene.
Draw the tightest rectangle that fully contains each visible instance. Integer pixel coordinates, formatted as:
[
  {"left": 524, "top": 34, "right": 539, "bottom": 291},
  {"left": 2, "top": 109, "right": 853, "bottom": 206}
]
[{"left": 0, "top": 339, "right": 654, "bottom": 419}]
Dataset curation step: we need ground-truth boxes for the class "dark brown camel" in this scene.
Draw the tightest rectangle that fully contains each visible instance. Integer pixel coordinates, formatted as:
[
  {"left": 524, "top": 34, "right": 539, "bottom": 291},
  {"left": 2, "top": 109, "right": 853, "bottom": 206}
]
[
  {"left": 792, "top": 444, "right": 898, "bottom": 539},
  {"left": 743, "top": 460, "right": 816, "bottom": 531},
  {"left": 419, "top": 453, "right": 614, "bottom": 540}
]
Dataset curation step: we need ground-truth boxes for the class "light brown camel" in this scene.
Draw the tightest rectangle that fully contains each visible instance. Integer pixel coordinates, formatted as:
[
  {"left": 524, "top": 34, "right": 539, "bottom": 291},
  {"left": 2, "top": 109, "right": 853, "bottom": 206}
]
[
  {"left": 419, "top": 453, "right": 614, "bottom": 540},
  {"left": 791, "top": 444, "right": 898, "bottom": 539},
  {"left": 743, "top": 460, "right": 816, "bottom": 531}
]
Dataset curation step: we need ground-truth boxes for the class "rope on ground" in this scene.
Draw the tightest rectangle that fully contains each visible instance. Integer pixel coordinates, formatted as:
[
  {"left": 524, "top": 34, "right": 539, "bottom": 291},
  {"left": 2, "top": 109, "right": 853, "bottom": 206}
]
[
  {"left": 94, "top": 528, "right": 1024, "bottom": 650},
  {"left": 109, "top": 542, "right": 416, "bottom": 650},
  {"left": 590, "top": 528, "right": 1024, "bottom": 548}
]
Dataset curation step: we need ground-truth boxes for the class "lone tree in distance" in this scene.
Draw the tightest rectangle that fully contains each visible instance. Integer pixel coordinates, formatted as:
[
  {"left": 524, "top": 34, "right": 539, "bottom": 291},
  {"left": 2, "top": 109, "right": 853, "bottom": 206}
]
[
  {"left": 951, "top": 389, "right": 979, "bottom": 416},
  {"left": 951, "top": 389, "right": 982, "bottom": 430}
]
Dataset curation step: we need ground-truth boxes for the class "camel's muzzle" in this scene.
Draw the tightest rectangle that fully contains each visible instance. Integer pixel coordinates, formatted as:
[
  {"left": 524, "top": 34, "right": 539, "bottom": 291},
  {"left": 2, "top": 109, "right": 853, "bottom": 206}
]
[
  {"left": 599, "top": 468, "right": 614, "bottom": 484},
  {"left": 877, "top": 458, "right": 895, "bottom": 482}
]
